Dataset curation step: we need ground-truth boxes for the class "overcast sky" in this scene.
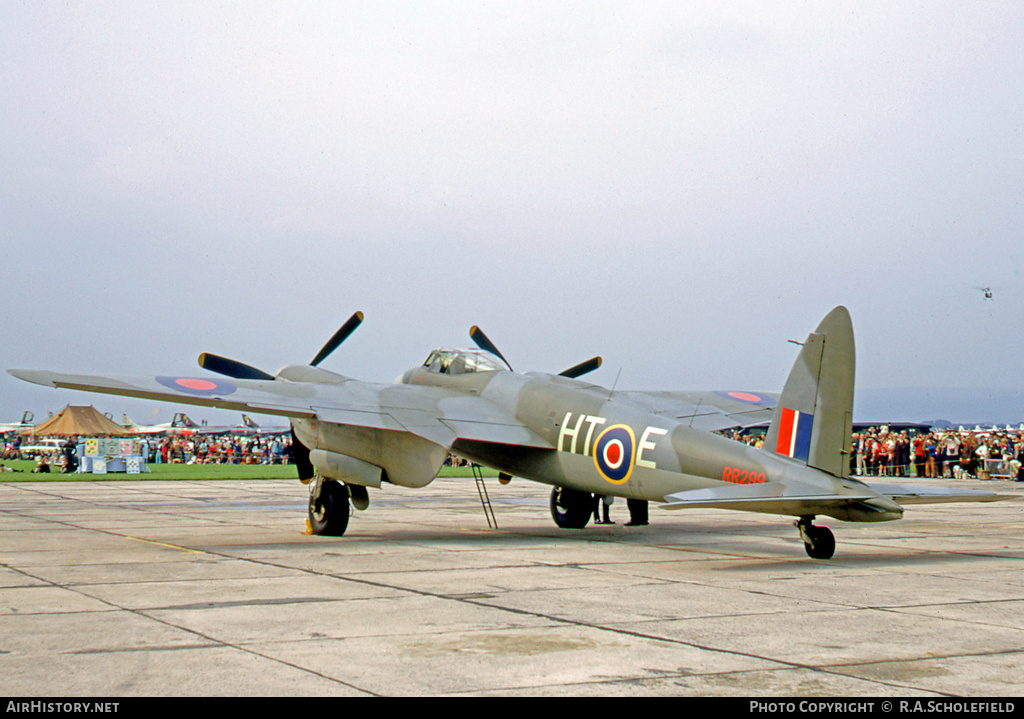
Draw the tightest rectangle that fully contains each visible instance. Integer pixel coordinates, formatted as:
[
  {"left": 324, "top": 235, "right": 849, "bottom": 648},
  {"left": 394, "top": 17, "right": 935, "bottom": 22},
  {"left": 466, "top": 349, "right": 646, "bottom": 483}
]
[{"left": 2, "top": 2, "right": 1023, "bottom": 426}]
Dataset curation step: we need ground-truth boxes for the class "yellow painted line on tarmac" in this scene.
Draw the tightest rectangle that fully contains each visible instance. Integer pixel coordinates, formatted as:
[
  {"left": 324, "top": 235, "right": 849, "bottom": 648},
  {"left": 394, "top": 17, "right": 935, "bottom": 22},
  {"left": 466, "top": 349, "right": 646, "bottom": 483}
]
[{"left": 126, "top": 536, "right": 205, "bottom": 554}]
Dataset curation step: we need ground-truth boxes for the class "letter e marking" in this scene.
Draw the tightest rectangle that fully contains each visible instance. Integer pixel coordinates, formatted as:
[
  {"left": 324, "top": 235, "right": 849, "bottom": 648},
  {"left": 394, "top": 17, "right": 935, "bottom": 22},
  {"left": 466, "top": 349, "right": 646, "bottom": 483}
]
[{"left": 636, "top": 427, "right": 668, "bottom": 469}]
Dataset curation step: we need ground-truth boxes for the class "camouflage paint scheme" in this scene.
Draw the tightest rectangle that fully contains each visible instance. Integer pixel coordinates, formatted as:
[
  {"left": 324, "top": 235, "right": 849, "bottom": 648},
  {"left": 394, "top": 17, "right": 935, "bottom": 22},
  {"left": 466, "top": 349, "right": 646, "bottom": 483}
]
[{"left": 9, "top": 307, "right": 1012, "bottom": 559}]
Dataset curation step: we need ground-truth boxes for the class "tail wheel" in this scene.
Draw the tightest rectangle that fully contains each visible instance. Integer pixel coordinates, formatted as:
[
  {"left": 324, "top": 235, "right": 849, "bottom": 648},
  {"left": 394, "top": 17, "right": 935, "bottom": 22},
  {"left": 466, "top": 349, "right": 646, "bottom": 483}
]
[
  {"left": 550, "top": 487, "right": 593, "bottom": 529},
  {"left": 308, "top": 478, "right": 351, "bottom": 536},
  {"left": 797, "top": 518, "right": 835, "bottom": 560}
]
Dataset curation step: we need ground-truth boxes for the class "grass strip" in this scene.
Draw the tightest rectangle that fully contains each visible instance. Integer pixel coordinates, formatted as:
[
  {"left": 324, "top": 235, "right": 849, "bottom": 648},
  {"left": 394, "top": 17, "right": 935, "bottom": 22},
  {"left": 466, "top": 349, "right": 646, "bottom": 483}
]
[{"left": 0, "top": 459, "right": 496, "bottom": 481}]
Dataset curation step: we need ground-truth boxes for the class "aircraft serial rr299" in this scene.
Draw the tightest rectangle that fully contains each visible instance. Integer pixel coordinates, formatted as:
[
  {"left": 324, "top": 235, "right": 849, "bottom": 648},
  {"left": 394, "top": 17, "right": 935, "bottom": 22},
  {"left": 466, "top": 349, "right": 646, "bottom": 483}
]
[{"left": 9, "top": 306, "right": 1012, "bottom": 559}]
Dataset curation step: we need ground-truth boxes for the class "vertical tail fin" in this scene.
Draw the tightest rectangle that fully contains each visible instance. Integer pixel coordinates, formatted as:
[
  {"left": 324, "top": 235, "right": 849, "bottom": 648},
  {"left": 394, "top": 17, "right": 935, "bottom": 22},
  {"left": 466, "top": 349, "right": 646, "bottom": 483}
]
[{"left": 763, "top": 306, "right": 855, "bottom": 478}]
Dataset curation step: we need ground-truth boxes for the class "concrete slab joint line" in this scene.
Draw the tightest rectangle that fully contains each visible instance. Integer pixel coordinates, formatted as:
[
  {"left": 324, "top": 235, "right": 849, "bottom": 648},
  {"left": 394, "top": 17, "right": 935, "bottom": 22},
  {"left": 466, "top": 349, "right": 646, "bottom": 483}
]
[{"left": 0, "top": 479, "right": 1021, "bottom": 697}]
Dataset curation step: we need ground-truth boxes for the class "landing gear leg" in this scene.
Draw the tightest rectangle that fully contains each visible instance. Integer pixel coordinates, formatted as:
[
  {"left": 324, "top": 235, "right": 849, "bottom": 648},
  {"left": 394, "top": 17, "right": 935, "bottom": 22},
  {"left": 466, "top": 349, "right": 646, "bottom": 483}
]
[
  {"left": 308, "top": 474, "right": 351, "bottom": 536},
  {"left": 796, "top": 516, "right": 835, "bottom": 560}
]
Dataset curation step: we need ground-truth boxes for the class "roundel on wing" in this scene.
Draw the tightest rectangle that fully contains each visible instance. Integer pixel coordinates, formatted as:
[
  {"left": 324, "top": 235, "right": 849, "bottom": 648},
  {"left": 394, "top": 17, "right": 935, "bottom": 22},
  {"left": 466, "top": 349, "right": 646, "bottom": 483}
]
[
  {"left": 593, "top": 424, "right": 636, "bottom": 485},
  {"left": 156, "top": 376, "right": 237, "bottom": 397},
  {"left": 714, "top": 390, "right": 776, "bottom": 407}
]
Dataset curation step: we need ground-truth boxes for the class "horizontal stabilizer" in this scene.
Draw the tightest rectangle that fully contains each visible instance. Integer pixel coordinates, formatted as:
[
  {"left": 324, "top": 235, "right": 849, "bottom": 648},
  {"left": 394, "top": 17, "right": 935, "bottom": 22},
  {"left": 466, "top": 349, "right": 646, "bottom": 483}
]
[
  {"left": 661, "top": 477, "right": 1016, "bottom": 520},
  {"left": 869, "top": 482, "right": 1019, "bottom": 505},
  {"left": 661, "top": 480, "right": 877, "bottom": 516}
]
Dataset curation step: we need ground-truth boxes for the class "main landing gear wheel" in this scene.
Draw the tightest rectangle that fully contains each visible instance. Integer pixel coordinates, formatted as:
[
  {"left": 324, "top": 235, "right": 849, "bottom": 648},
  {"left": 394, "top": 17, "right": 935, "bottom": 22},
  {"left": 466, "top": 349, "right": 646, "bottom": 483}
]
[
  {"left": 796, "top": 517, "right": 835, "bottom": 560},
  {"left": 550, "top": 487, "right": 593, "bottom": 529},
  {"left": 308, "top": 477, "right": 351, "bottom": 536}
]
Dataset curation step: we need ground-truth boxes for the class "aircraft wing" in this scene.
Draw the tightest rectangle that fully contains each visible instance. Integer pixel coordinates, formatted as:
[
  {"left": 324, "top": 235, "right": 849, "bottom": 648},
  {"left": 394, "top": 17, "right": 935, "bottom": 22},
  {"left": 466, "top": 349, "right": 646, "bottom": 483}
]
[
  {"left": 7, "top": 369, "right": 552, "bottom": 451},
  {"left": 619, "top": 390, "right": 778, "bottom": 431}
]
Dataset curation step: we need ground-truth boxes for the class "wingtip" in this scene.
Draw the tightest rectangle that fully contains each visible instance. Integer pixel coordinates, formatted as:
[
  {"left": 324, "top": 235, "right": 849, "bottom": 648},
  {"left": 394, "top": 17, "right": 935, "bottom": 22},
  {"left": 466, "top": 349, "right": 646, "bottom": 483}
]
[{"left": 7, "top": 369, "right": 57, "bottom": 387}]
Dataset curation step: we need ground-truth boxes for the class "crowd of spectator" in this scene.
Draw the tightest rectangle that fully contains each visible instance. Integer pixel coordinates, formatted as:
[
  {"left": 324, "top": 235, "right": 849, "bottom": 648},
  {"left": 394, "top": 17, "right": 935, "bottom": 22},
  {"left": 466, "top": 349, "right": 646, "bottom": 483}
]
[
  {"left": 7, "top": 423, "right": 1024, "bottom": 481},
  {"left": 147, "top": 434, "right": 295, "bottom": 465},
  {"left": 2, "top": 431, "right": 296, "bottom": 466},
  {"left": 849, "top": 427, "right": 1024, "bottom": 480},
  {"left": 722, "top": 425, "right": 1024, "bottom": 481}
]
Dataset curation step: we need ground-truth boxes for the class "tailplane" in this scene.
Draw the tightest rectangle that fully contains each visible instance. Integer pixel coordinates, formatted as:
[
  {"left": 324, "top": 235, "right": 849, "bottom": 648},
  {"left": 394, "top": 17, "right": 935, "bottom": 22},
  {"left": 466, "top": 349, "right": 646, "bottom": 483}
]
[{"left": 763, "top": 306, "right": 855, "bottom": 478}]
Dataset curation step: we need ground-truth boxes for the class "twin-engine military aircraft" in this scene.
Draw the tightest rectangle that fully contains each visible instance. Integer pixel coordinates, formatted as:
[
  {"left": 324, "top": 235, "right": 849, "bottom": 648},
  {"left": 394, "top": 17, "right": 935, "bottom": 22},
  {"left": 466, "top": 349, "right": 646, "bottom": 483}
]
[{"left": 9, "top": 307, "right": 1011, "bottom": 559}]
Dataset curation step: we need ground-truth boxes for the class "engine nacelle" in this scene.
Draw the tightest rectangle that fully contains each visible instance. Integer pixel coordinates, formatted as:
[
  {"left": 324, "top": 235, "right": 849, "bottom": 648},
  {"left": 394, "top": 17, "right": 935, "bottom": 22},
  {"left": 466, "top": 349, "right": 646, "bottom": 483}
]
[
  {"left": 275, "top": 364, "right": 350, "bottom": 384},
  {"left": 309, "top": 449, "right": 383, "bottom": 488},
  {"left": 292, "top": 417, "right": 447, "bottom": 489}
]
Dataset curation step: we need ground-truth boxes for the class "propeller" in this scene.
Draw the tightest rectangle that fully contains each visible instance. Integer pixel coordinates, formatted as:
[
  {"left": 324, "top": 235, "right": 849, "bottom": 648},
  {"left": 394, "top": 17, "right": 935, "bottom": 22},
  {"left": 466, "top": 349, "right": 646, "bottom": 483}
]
[
  {"left": 200, "top": 311, "right": 365, "bottom": 380},
  {"left": 469, "top": 326, "right": 602, "bottom": 379},
  {"left": 196, "top": 312, "right": 363, "bottom": 486},
  {"left": 198, "top": 353, "right": 276, "bottom": 380},
  {"left": 311, "top": 311, "right": 363, "bottom": 367},
  {"left": 558, "top": 356, "right": 602, "bottom": 379},
  {"left": 469, "top": 325, "right": 513, "bottom": 371}
]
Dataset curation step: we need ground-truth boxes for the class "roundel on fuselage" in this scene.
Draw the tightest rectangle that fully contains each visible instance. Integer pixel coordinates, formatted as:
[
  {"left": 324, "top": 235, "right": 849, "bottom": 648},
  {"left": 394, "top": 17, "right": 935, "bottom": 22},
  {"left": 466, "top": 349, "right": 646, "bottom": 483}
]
[{"left": 593, "top": 424, "right": 636, "bottom": 485}]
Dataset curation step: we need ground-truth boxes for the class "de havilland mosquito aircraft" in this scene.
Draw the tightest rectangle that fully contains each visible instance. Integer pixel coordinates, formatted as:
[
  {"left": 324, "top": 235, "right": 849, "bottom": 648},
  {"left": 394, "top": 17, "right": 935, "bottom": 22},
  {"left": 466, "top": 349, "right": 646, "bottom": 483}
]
[{"left": 9, "top": 307, "right": 1012, "bottom": 559}]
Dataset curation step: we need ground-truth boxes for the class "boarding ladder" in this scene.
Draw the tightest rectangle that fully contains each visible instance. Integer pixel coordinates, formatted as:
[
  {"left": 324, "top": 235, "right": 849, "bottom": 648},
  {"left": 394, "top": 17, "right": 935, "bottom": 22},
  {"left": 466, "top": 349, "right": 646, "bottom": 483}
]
[{"left": 471, "top": 464, "right": 498, "bottom": 529}]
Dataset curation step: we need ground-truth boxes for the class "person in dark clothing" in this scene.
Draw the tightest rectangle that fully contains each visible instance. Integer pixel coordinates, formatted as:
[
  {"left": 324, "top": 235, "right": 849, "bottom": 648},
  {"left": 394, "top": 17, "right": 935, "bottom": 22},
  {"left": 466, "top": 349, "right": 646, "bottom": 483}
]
[
  {"left": 62, "top": 439, "right": 79, "bottom": 473},
  {"left": 625, "top": 498, "right": 648, "bottom": 526},
  {"left": 594, "top": 495, "right": 614, "bottom": 524}
]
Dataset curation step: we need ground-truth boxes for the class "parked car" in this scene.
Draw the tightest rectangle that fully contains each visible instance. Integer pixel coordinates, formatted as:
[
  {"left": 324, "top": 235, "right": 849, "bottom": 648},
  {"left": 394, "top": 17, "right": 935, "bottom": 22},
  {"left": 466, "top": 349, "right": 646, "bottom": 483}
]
[{"left": 20, "top": 438, "right": 69, "bottom": 458}]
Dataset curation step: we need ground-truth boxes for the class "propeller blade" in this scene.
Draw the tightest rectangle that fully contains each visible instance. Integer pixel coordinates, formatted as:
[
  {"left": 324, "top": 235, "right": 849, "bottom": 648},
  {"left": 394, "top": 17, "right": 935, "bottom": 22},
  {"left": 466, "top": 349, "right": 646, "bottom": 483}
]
[
  {"left": 558, "top": 356, "right": 602, "bottom": 379},
  {"left": 311, "top": 311, "right": 364, "bottom": 367},
  {"left": 469, "top": 325, "right": 513, "bottom": 370},
  {"left": 198, "top": 353, "right": 276, "bottom": 381}
]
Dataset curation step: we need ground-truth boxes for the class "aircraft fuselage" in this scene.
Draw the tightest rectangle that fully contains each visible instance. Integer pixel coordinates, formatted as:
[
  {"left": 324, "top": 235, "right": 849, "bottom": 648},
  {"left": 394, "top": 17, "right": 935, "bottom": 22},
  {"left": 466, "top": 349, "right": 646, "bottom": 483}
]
[{"left": 294, "top": 363, "right": 902, "bottom": 524}]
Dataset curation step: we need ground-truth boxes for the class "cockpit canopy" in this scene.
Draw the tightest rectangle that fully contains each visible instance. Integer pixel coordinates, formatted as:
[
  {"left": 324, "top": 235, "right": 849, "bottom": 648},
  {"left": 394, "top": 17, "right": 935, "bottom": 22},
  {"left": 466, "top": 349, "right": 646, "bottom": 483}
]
[{"left": 422, "top": 348, "right": 503, "bottom": 375}]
